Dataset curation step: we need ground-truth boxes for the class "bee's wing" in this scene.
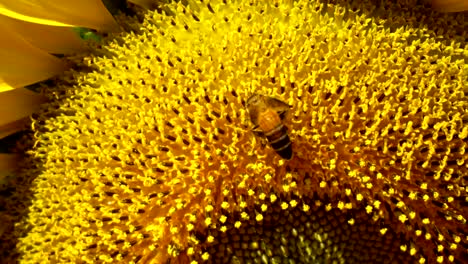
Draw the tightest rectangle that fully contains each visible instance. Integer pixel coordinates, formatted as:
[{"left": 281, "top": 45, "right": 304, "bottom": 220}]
[{"left": 265, "top": 97, "right": 291, "bottom": 119}]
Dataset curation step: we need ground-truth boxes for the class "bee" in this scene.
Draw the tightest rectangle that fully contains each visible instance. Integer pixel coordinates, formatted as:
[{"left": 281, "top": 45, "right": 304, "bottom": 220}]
[{"left": 245, "top": 94, "right": 293, "bottom": 160}]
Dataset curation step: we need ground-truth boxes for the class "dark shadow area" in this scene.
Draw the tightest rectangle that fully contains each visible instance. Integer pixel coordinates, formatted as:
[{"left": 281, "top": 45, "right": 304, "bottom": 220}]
[{"left": 0, "top": 130, "right": 38, "bottom": 261}]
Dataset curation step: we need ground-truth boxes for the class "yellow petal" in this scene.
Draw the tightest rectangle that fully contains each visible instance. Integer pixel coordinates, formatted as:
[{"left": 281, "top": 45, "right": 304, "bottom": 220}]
[
  {"left": 432, "top": 0, "right": 468, "bottom": 12},
  {"left": 0, "top": 23, "right": 68, "bottom": 91},
  {"left": 0, "top": 0, "right": 119, "bottom": 31},
  {"left": 0, "top": 14, "right": 86, "bottom": 54},
  {"left": 0, "top": 117, "right": 28, "bottom": 139},
  {"left": 0, "top": 84, "right": 14, "bottom": 93},
  {"left": 0, "top": 88, "right": 46, "bottom": 132}
]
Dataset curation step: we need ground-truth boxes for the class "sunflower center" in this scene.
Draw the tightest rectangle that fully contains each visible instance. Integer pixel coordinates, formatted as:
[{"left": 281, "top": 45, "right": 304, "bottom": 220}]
[{"left": 202, "top": 200, "right": 417, "bottom": 263}]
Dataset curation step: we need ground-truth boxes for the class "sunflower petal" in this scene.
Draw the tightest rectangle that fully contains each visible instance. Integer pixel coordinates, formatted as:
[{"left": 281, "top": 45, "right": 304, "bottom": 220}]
[
  {"left": 0, "top": 0, "right": 119, "bottom": 31},
  {"left": 0, "top": 24, "right": 68, "bottom": 91},
  {"left": 431, "top": 0, "right": 468, "bottom": 12},
  {"left": 0, "top": 88, "right": 45, "bottom": 133},
  {"left": 0, "top": 14, "right": 86, "bottom": 54}
]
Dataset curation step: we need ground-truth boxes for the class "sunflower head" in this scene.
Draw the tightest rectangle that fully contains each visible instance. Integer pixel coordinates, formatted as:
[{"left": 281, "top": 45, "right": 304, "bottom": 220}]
[{"left": 1, "top": 0, "right": 467, "bottom": 263}]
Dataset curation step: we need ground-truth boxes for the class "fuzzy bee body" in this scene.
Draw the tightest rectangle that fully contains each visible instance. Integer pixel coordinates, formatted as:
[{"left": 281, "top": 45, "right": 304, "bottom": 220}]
[{"left": 246, "top": 94, "right": 293, "bottom": 160}]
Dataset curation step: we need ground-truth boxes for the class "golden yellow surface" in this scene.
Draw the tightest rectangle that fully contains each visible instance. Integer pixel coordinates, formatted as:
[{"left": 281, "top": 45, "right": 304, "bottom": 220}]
[{"left": 1, "top": 0, "right": 466, "bottom": 263}]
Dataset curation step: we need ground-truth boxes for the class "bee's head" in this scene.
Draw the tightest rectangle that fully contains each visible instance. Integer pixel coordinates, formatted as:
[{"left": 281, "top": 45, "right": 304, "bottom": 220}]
[{"left": 245, "top": 94, "right": 261, "bottom": 108}]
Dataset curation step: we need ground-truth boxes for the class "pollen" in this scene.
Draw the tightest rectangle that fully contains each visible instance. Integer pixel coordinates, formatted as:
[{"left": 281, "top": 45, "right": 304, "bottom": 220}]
[{"left": 1, "top": 0, "right": 466, "bottom": 263}]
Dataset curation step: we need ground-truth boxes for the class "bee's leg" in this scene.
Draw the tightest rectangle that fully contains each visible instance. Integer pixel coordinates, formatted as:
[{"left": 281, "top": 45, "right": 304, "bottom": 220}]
[
  {"left": 252, "top": 126, "right": 264, "bottom": 137},
  {"left": 259, "top": 137, "right": 268, "bottom": 148},
  {"left": 278, "top": 109, "right": 289, "bottom": 120},
  {"left": 252, "top": 127, "right": 267, "bottom": 148}
]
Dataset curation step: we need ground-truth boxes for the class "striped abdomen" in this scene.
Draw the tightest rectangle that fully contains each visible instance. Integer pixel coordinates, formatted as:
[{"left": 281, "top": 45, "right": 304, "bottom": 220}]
[{"left": 258, "top": 108, "right": 292, "bottom": 160}]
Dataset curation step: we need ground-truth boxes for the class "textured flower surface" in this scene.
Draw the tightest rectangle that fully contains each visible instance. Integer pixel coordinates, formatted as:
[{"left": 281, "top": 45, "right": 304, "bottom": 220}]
[{"left": 1, "top": 0, "right": 467, "bottom": 263}]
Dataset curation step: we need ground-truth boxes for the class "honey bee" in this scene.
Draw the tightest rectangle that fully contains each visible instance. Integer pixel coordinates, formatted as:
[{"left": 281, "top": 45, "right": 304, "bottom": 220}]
[{"left": 245, "top": 94, "right": 293, "bottom": 160}]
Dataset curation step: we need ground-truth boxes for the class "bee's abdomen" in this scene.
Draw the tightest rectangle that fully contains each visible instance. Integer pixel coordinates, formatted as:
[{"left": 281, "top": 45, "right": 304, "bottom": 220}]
[
  {"left": 265, "top": 124, "right": 292, "bottom": 160},
  {"left": 258, "top": 109, "right": 293, "bottom": 160}
]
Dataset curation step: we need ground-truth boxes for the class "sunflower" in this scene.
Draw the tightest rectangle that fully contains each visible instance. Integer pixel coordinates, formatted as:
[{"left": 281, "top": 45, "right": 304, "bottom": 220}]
[{"left": 0, "top": 0, "right": 467, "bottom": 263}]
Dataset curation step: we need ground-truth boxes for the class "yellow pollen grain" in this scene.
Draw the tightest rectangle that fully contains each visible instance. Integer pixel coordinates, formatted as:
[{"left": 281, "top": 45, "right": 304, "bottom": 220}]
[
  {"left": 221, "top": 202, "right": 230, "bottom": 209},
  {"left": 207, "top": 236, "right": 214, "bottom": 243},
  {"left": 437, "top": 245, "right": 444, "bottom": 252},
  {"left": 219, "top": 215, "right": 227, "bottom": 224},
  {"left": 187, "top": 248, "right": 194, "bottom": 255},
  {"left": 373, "top": 201, "right": 381, "bottom": 209},
  {"left": 201, "top": 253, "right": 210, "bottom": 261},
  {"left": 289, "top": 200, "right": 298, "bottom": 207},
  {"left": 256, "top": 214, "right": 263, "bottom": 222},
  {"left": 270, "top": 194, "right": 277, "bottom": 203},
  {"left": 356, "top": 194, "right": 363, "bottom": 201},
  {"left": 423, "top": 194, "right": 430, "bottom": 202},
  {"left": 258, "top": 193, "right": 266, "bottom": 200},
  {"left": 205, "top": 205, "right": 214, "bottom": 212},
  {"left": 319, "top": 181, "right": 327, "bottom": 188},
  {"left": 380, "top": 228, "right": 388, "bottom": 235},
  {"left": 188, "top": 214, "right": 197, "bottom": 222},
  {"left": 337, "top": 201, "right": 345, "bottom": 210},
  {"left": 241, "top": 213, "right": 249, "bottom": 220},
  {"left": 399, "top": 214, "right": 408, "bottom": 223}
]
